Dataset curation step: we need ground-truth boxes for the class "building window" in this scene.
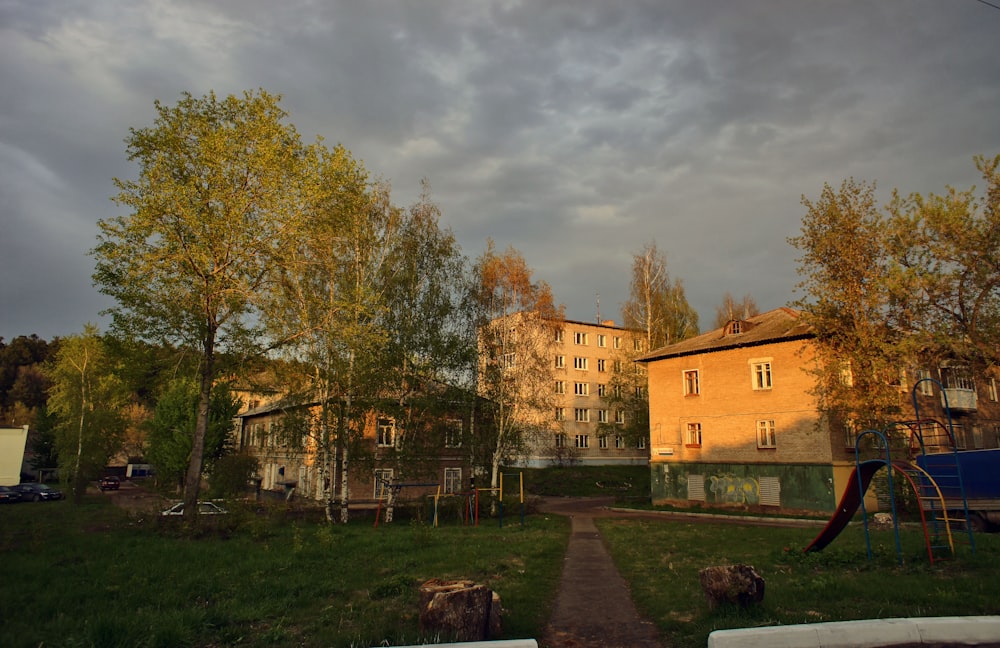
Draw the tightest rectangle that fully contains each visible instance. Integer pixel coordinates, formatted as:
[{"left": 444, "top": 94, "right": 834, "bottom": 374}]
[
  {"left": 501, "top": 352, "right": 516, "bottom": 369},
  {"left": 729, "top": 321, "right": 743, "bottom": 335},
  {"left": 634, "top": 385, "right": 644, "bottom": 397},
  {"left": 597, "top": 383, "right": 607, "bottom": 397},
  {"left": 614, "top": 409, "right": 625, "bottom": 425},
  {"left": 555, "top": 407, "right": 565, "bottom": 421},
  {"left": 555, "top": 355, "right": 565, "bottom": 369},
  {"left": 844, "top": 421, "right": 858, "bottom": 449},
  {"left": 377, "top": 418, "right": 396, "bottom": 447},
  {"left": 752, "top": 361, "right": 772, "bottom": 390},
  {"left": 555, "top": 380, "right": 565, "bottom": 394},
  {"left": 597, "top": 409, "right": 608, "bottom": 423},
  {"left": 445, "top": 419, "right": 462, "bottom": 447},
  {"left": 597, "top": 358, "right": 606, "bottom": 372},
  {"left": 575, "top": 408, "right": 590, "bottom": 423},
  {"left": 598, "top": 334, "right": 607, "bottom": 347},
  {"left": 989, "top": 378, "right": 998, "bottom": 402},
  {"left": 917, "top": 369, "right": 934, "bottom": 395},
  {"left": 686, "top": 422, "right": 702, "bottom": 446},
  {"left": 555, "top": 329, "right": 564, "bottom": 343},
  {"left": 574, "top": 382, "right": 589, "bottom": 396},
  {"left": 374, "top": 468, "right": 393, "bottom": 500},
  {"left": 555, "top": 433, "right": 567, "bottom": 448},
  {"left": 574, "top": 332, "right": 588, "bottom": 345},
  {"left": 613, "top": 384, "right": 623, "bottom": 398},
  {"left": 615, "top": 435, "right": 625, "bottom": 449},
  {"left": 599, "top": 435, "right": 609, "bottom": 449},
  {"left": 634, "top": 339, "right": 642, "bottom": 352},
  {"left": 636, "top": 437, "right": 646, "bottom": 449},
  {"left": 683, "top": 369, "right": 700, "bottom": 396},
  {"left": 613, "top": 359, "right": 623, "bottom": 372},
  {"left": 574, "top": 357, "right": 589, "bottom": 370},
  {"left": 613, "top": 336, "right": 622, "bottom": 349},
  {"left": 444, "top": 467, "right": 462, "bottom": 494},
  {"left": 757, "top": 420, "right": 777, "bottom": 448},
  {"left": 575, "top": 434, "right": 589, "bottom": 448}
]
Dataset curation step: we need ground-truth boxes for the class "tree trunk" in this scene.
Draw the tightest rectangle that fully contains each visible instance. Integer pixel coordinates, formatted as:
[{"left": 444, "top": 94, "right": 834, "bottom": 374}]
[{"left": 183, "top": 330, "right": 215, "bottom": 520}]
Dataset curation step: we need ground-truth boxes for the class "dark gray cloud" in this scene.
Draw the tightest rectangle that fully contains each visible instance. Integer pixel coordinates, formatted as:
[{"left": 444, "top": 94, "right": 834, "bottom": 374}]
[{"left": 2, "top": 0, "right": 998, "bottom": 341}]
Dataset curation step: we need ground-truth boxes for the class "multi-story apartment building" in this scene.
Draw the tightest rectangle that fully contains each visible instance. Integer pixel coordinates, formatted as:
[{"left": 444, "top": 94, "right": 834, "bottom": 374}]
[
  {"left": 638, "top": 307, "right": 1000, "bottom": 514},
  {"left": 521, "top": 318, "right": 649, "bottom": 467}
]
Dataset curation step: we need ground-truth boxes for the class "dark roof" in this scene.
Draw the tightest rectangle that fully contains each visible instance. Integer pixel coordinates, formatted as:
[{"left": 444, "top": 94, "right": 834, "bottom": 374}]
[{"left": 636, "top": 307, "right": 813, "bottom": 363}]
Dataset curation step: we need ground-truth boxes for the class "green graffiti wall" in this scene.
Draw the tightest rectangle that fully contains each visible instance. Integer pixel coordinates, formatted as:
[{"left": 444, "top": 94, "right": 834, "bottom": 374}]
[{"left": 650, "top": 461, "right": 836, "bottom": 512}]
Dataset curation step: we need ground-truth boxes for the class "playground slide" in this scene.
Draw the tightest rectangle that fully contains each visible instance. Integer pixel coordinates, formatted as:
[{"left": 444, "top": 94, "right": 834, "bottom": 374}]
[{"left": 804, "top": 460, "right": 884, "bottom": 553}]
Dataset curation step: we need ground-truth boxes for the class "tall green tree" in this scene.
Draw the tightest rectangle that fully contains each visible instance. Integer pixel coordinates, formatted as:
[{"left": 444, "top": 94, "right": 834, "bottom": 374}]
[
  {"left": 471, "top": 241, "right": 564, "bottom": 490},
  {"left": 93, "top": 90, "right": 310, "bottom": 518},
  {"left": 621, "top": 241, "right": 699, "bottom": 351},
  {"left": 887, "top": 154, "right": 1000, "bottom": 371},
  {"left": 45, "top": 325, "right": 126, "bottom": 503},
  {"left": 789, "top": 178, "right": 907, "bottom": 432},
  {"left": 147, "top": 377, "right": 241, "bottom": 491}
]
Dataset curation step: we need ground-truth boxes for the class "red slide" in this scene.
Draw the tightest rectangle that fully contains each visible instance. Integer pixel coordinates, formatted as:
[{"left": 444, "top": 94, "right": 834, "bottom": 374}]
[{"left": 804, "top": 460, "right": 885, "bottom": 553}]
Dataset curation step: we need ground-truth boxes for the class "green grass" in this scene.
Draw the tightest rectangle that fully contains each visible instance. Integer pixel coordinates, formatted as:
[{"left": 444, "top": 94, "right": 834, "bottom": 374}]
[
  {"left": 598, "top": 517, "right": 1000, "bottom": 648},
  {"left": 0, "top": 497, "right": 569, "bottom": 648}
]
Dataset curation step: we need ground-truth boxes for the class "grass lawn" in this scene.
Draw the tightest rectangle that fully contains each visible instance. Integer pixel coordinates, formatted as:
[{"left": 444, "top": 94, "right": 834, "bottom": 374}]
[
  {"left": 598, "top": 517, "right": 1000, "bottom": 648},
  {"left": 0, "top": 496, "right": 568, "bottom": 648}
]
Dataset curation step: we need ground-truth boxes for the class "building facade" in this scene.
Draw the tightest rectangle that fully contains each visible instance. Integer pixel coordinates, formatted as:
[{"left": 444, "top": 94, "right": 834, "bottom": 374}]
[{"left": 638, "top": 307, "right": 1000, "bottom": 514}]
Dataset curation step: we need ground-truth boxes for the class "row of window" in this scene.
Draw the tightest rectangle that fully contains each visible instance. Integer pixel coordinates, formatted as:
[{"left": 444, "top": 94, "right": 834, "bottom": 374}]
[
  {"left": 554, "top": 433, "right": 646, "bottom": 450},
  {"left": 373, "top": 467, "right": 464, "bottom": 499},
  {"left": 554, "top": 381, "right": 644, "bottom": 398},
  {"left": 376, "top": 418, "right": 462, "bottom": 448},
  {"left": 683, "top": 360, "right": 773, "bottom": 396},
  {"left": 555, "top": 356, "right": 627, "bottom": 372},
  {"left": 555, "top": 330, "right": 642, "bottom": 351},
  {"left": 555, "top": 407, "right": 627, "bottom": 424},
  {"left": 683, "top": 420, "right": 777, "bottom": 449}
]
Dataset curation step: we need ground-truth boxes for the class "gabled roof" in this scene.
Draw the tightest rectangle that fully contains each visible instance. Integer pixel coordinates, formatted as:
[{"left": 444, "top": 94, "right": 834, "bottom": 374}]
[{"left": 636, "top": 307, "right": 813, "bottom": 363}]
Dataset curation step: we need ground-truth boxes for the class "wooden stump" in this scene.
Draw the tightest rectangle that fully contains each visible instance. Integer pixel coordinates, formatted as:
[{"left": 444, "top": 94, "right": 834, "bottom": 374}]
[
  {"left": 418, "top": 578, "right": 502, "bottom": 642},
  {"left": 698, "top": 564, "right": 765, "bottom": 609}
]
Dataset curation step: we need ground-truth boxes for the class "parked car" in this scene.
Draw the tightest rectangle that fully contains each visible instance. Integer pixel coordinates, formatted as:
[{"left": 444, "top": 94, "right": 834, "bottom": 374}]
[
  {"left": 13, "top": 483, "right": 63, "bottom": 502},
  {"left": 0, "top": 485, "right": 21, "bottom": 503},
  {"left": 160, "top": 501, "right": 228, "bottom": 516},
  {"left": 98, "top": 476, "right": 120, "bottom": 491}
]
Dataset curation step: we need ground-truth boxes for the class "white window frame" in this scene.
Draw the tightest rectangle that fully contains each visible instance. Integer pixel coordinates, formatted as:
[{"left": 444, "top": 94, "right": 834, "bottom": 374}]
[
  {"left": 554, "top": 380, "right": 565, "bottom": 394},
  {"left": 555, "top": 355, "right": 565, "bottom": 369},
  {"left": 574, "top": 434, "right": 589, "bottom": 449},
  {"left": 614, "top": 409, "right": 625, "bottom": 425},
  {"left": 751, "top": 359, "right": 773, "bottom": 391},
  {"left": 634, "top": 339, "right": 642, "bottom": 352},
  {"left": 501, "top": 352, "right": 516, "bottom": 369},
  {"left": 597, "top": 409, "right": 608, "bottom": 423},
  {"left": 555, "top": 433, "right": 567, "bottom": 448},
  {"left": 597, "top": 334, "right": 606, "bottom": 348},
  {"left": 574, "top": 382, "right": 589, "bottom": 396},
  {"left": 574, "top": 357, "right": 589, "bottom": 370},
  {"left": 599, "top": 435, "right": 609, "bottom": 449},
  {"left": 444, "top": 467, "right": 462, "bottom": 494},
  {"left": 374, "top": 468, "right": 393, "bottom": 500},
  {"left": 555, "top": 407, "right": 565, "bottom": 421},
  {"left": 756, "top": 419, "right": 777, "bottom": 449},
  {"left": 636, "top": 437, "right": 646, "bottom": 449},
  {"left": 614, "top": 435, "right": 625, "bottom": 449},
  {"left": 613, "top": 336, "right": 622, "bottom": 349},
  {"left": 683, "top": 369, "right": 700, "bottom": 396},
  {"left": 597, "top": 383, "right": 607, "bottom": 397},
  {"left": 574, "top": 408, "right": 590, "bottom": 423},
  {"left": 917, "top": 369, "right": 934, "bottom": 395},
  {"left": 555, "top": 329, "right": 564, "bottom": 343},
  {"left": 989, "top": 378, "right": 998, "bottom": 402},
  {"left": 574, "top": 331, "right": 588, "bottom": 345},
  {"left": 686, "top": 422, "right": 702, "bottom": 446},
  {"left": 376, "top": 418, "right": 396, "bottom": 448},
  {"left": 597, "top": 358, "right": 606, "bottom": 372}
]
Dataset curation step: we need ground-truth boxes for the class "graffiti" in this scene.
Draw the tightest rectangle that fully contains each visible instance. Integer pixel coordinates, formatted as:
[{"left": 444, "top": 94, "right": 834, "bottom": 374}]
[{"left": 709, "top": 475, "right": 759, "bottom": 504}]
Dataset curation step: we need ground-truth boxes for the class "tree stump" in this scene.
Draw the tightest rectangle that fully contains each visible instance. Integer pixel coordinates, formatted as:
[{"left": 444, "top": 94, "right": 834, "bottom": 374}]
[
  {"left": 698, "top": 564, "right": 765, "bottom": 609},
  {"left": 418, "top": 579, "right": 502, "bottom": 642}
]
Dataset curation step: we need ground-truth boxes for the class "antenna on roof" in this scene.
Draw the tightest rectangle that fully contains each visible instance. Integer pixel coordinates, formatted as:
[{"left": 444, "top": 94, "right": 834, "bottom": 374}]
[{"left": 596, "top": 293, "right": 601, "bottom": 323}]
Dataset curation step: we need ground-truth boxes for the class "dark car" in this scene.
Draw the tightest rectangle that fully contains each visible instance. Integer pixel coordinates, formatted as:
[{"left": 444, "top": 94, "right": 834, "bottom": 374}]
[
  {"left": 13, "top": 483, "right": 63, "bottom": 502},
  {"left": 98, "top": 476, "right": 120, "bottom": 491},
  {"left": 0, "top": 486, "right": 21, "bottom": 503}
]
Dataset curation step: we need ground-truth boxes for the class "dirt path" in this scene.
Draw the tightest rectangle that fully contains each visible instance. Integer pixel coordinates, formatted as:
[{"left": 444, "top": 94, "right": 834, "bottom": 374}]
[{"left": 538, "top": 497, "right": 665, "bottom": 648}]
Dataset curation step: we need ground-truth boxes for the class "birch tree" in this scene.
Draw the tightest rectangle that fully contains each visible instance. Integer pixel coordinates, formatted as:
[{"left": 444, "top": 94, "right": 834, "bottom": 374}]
[{"left": 93, "top": 90, "right": 309, "bottom": 519}]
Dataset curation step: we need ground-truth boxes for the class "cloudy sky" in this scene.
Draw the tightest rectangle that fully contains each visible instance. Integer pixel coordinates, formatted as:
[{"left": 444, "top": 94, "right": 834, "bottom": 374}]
[{"left": 2, "top": 1, "right": 998, "bottom": 341}]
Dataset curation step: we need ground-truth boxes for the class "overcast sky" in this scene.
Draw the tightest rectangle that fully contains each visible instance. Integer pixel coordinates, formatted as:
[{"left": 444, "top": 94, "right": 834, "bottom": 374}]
[{"left": 2, "top": 1, "right": 998, "bottom": 342}]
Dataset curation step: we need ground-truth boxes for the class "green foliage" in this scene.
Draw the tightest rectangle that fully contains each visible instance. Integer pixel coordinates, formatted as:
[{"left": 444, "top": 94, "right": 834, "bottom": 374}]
[
  {"left": 209, "top": 452, "right": 260, "bottom": 498},
  {"left": 45, "top": 324, "right": 127, "bottom": 498},
  {"left": 521, "top": 465, "right": 650, "bottom": 499},
  {"left": 0, "top": 333, "right": 58, "bottom": 426},
  {"left": 622, "top": 240, "right": 699, "bottom": 349},
  {"left": 147, "top": 378, "right": 241, "bottom": 489}
]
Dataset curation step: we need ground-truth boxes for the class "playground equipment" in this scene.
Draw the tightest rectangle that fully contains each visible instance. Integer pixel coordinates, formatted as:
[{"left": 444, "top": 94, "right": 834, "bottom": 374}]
[
  {"left": 805, "top": 379, "right": 987, "bottom": 563},
  {"left": 475, "top": 471, "right": 525, "bottom": 528}
]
